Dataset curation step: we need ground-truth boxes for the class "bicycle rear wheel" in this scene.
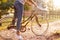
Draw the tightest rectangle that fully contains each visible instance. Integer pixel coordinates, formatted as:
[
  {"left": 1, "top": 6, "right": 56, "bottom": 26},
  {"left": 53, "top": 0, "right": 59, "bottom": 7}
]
[{"left": 31, "top": 14, "right": 49, "bottom": 36}]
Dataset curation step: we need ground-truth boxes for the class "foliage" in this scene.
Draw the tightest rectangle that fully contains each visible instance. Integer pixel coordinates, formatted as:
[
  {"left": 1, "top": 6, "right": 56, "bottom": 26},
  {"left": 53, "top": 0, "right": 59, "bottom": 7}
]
[
  {"left": 24, "top": 3, "right": 31, "bottom": 10},
  {"left": 0, "top": 0, "right": 14, "bottom": 26},
  {"left": 0, "top": 0, "right": 31, "bottom": 10},
  {"left": 0, "top": 0, "right": 14, "bottom": 10}
]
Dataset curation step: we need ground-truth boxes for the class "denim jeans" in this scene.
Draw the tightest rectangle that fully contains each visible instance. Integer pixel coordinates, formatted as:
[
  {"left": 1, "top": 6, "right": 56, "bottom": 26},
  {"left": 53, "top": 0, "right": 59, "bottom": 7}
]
[{"left": 12, "top": 1, "right": 23, "bottom": 31}]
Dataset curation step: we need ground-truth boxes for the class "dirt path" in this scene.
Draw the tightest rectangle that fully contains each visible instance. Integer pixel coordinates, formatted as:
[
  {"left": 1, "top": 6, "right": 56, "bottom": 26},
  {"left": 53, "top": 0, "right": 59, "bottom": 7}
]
[{"left": 0, "top": 20, "right": 60, "bottom": 40}]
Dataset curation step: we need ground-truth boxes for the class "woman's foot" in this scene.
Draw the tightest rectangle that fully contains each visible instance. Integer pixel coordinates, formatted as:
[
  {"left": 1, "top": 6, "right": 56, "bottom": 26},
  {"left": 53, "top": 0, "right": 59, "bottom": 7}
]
[{"left": 16, "top": 31, "right": 23, "bottom": 40}]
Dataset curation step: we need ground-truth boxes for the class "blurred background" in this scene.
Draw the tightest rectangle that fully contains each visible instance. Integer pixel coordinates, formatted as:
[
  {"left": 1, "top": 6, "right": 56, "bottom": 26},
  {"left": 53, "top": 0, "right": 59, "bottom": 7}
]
[{"left": 0, "top": 0, "right": 60, "bottom": 30}]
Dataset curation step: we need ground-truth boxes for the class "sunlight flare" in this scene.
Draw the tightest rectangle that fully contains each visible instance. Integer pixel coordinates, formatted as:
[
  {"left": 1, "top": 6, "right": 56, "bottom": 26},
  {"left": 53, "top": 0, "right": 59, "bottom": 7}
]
[{"left": 53, "top": 0, "right": 60, "bottom": 9}]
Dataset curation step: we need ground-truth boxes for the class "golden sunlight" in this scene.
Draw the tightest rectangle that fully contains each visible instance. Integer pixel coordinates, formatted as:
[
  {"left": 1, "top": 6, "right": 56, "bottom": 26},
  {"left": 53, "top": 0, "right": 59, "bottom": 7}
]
[{"left": 53, "top": 0, "right": 60, "bottom": 9}]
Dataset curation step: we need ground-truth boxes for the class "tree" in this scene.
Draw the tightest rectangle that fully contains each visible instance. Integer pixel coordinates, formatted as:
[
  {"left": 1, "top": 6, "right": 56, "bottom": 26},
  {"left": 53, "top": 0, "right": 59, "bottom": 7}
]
[{"left": 0, "top": 0, "right": 14, "bottom": 26}]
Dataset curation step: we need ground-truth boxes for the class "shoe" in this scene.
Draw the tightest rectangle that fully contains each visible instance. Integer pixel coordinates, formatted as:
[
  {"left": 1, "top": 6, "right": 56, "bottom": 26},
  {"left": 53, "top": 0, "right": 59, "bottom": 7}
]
[
  {"left": 16, "top": 31, "right": 23, "bottom": 40},
  {"left": 16, "top": 35, "right": 23, "bottom": 40}
]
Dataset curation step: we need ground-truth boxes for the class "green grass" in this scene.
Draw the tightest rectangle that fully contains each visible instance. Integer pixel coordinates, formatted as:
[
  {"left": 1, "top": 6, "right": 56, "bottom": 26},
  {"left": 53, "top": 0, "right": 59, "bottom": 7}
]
[{"left": 0, "top": 18, "right": 12, "bottom": 30}]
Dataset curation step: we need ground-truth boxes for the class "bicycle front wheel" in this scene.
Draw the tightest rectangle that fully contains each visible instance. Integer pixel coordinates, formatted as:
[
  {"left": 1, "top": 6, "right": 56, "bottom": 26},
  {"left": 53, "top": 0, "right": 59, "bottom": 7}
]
[{"left": 31, "top": 14, "right": 49, "bottom": 36}]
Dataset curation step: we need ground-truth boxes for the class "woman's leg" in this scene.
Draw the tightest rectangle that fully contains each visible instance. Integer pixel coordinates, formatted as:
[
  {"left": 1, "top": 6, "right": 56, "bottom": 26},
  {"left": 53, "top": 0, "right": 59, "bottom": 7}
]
[
  {"left": 14, "top": 1, "right": 23, "bottom": 32},
  {"left": 16, "top": 3, "right": 23, "bottom": 31},
  {"left": 14, "top": 2, "right": 24, "bottom": 40}
]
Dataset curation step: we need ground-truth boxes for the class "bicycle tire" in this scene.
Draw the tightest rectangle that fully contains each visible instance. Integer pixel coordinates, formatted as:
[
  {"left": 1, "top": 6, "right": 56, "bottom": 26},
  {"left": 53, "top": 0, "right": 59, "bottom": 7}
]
[{"left": 31, "top": 14, "right": 49, "bottom": 36}]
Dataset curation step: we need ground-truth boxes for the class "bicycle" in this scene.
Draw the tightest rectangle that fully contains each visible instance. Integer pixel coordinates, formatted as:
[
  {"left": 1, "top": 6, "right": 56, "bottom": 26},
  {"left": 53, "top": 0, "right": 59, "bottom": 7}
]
[
  {"left": 23, "top": 9, "right": 60, "bottom": 40},
  {"left": 0, "top": 6, "right": 49, "bottom": 34},
  {"left": 0, "top": 7, "right": 60, "bottom": 40},
  {"left": 0, "top": 7, "right": 49, "bottom": 40}
]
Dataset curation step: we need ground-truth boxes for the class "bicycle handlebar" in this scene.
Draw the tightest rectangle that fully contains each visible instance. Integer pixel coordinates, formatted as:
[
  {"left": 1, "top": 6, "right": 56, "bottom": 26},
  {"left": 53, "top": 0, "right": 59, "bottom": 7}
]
[
  {"left": 36, "top": 6, "right": 48, "bottom": 12},
  {"left": 32, "top": 5, "right": 48, "bottom": 12}
]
